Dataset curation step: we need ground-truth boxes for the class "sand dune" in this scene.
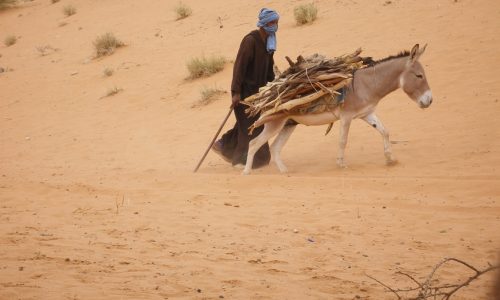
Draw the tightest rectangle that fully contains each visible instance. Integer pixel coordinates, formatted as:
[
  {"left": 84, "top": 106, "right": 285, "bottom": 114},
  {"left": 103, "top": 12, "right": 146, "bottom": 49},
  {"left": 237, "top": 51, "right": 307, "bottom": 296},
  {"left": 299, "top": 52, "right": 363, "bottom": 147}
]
[{"left": 1, "top": 0, "right": 499, "bottom": 299}]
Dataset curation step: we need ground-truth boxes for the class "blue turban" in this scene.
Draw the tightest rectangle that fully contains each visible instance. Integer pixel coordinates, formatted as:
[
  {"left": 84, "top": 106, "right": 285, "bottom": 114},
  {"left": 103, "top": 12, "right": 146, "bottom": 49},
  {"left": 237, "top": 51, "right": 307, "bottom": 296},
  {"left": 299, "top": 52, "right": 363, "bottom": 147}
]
[{"left": 256, "top": 8, "right": 279, "bottom": 53}]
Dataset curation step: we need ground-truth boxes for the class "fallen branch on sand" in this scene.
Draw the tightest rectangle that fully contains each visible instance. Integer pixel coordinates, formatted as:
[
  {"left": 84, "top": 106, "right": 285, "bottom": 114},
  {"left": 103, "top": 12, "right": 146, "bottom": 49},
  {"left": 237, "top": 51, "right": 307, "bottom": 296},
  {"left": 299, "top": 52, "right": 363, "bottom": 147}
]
[{"left": 367, "top": 257, "right": 499, "bottom": 299}]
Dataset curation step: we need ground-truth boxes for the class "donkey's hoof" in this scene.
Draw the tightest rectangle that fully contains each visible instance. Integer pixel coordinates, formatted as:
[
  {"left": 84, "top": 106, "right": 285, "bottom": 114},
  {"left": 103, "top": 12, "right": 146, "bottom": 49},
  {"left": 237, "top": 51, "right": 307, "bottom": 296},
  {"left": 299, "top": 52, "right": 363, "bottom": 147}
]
[
  {"left": 233, "top": 164, "right": 244, "bottom": 170},
  {"left": 386, "top": 159, "right": 399, "bottom": 166},
  {"left": 336, "top": 159, "right": 348, "bottom": 169},
  {"left": 278, "top": 167, "right": 288, "bottom": 174},
  {"left": 241, "top": 169, "right": 251, "bottom": 175}
]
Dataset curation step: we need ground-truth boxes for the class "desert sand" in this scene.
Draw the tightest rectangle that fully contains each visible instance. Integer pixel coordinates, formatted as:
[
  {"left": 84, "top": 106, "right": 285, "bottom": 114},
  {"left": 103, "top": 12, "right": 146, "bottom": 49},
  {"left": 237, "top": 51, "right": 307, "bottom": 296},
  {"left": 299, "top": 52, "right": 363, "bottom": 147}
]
[{"left": 1, "top": 0, "right": 499, "bottom": 299}]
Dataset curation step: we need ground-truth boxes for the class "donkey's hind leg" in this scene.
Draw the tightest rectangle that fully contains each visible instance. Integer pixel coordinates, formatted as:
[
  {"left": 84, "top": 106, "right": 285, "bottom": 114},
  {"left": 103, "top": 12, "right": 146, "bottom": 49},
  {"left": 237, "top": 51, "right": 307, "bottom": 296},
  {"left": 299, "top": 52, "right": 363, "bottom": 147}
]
[
  {"left": 243, "top": 119, "right": 287, "bottom": 175},
  {"left": 270, "top": 124, "right": 296, "bottom": 173}
]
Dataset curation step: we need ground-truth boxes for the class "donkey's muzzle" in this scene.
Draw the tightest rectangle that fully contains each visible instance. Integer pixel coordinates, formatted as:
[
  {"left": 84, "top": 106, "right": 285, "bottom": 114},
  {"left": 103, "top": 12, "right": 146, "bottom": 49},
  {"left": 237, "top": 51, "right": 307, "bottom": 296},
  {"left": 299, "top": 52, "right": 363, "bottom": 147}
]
[{"left": 418, "top": 90, "right": 433, "bottom": 108}]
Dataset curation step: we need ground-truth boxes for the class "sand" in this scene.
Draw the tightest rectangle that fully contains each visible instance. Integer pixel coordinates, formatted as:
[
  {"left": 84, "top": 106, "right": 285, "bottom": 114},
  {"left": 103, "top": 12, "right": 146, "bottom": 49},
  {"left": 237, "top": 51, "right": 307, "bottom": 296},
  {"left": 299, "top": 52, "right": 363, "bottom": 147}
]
[{"left": 1, "top": 0, "right": 499, "bottom": 299}]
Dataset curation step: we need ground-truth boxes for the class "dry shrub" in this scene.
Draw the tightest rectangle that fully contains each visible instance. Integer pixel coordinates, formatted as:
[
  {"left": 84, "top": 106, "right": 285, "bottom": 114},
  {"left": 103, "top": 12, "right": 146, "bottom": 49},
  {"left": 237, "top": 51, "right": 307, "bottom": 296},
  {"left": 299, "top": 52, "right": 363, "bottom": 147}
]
[
  {"left": 93, "top": 32, "right": 124, "bottom": 58},
  {"left": 103, "top": 67, "right": 114, "bottom": 77},
  {"left": 51, "top": 0, "right": 60, "bottom": 3},
  {"left": 174, "top": 2, "right": 192, "bottom": 20},
  {"left": 104, "top": 86, "right": 122, "bottom": 98},
  {"left": 196, "top": 86, "right": 226, "bottom": 106},
  {"left": 294, "top": 3, "right": 318, "bottom": 25},
  {"left": 0, "top": 0, "right": 17, "bottom": 9},
  {"left": 63, "top": 4, "right": 76, "bottom": 16},
  {"left": 36, "top": 45, "right": 57, "bottom": 56},
  {"left": 4, "top": 35, "right": 17, "bottom": 47},
  {"left": 186, "top": 55, "right": 226, "bottom": 79}
]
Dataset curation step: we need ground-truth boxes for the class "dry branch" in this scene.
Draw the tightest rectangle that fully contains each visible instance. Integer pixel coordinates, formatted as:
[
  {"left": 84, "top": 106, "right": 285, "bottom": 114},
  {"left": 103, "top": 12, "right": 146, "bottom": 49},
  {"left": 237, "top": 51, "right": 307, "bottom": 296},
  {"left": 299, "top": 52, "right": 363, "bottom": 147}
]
[{"left": 367, "top": 257, "right": 499, "bottom": 300}]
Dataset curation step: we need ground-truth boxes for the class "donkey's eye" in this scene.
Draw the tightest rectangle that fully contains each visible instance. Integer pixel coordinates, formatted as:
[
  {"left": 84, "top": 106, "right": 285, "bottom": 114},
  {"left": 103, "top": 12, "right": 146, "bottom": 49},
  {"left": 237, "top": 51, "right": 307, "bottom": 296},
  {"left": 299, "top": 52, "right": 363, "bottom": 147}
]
[{"left": 415, "top": 74, "right": 423, "bottom": 79}]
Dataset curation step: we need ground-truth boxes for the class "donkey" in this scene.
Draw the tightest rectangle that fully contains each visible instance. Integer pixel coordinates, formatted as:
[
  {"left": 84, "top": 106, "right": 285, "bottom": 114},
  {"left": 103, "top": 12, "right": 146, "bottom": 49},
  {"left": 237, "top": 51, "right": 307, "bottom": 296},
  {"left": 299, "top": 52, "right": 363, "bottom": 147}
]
[{"left": 243, "top": 44, "right": 432, "bottom": 175}]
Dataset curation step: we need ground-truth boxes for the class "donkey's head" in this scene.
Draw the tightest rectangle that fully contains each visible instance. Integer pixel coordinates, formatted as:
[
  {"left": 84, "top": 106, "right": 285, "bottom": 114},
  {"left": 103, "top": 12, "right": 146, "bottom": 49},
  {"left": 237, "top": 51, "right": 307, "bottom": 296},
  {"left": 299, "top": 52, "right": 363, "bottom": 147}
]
[{"left": 400, "top": 44, "right": 432, "bottom": 108}]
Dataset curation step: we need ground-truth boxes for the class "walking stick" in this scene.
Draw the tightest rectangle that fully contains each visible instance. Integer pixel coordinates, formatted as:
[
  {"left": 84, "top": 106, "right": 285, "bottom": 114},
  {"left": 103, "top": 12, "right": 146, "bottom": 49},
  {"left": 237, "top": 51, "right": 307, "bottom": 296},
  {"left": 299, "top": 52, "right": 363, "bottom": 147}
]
[{"left": 193, "top": 108, "right": 233, "bottom": 172}]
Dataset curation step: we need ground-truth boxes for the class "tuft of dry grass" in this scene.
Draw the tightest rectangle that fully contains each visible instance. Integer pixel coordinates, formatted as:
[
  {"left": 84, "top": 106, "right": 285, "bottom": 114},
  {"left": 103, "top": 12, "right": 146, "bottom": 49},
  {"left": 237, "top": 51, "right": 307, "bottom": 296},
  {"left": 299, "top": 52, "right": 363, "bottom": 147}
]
[
  {"left": 174, "top": 2, "right": 192, "bottom": 20},
  {"left": 103, "top": 67, "right": 114, "bottom": 77},
  {"left": 186, "top": 55, "right": 226, "bottom": 79},
  {"left": 63, "top": 4, "right": 76, "bottom": 16},
  {"left": 195, "top": 85, "right": 226, "bottom": 106},
  {"left": 0, "top": 66, "right": 14, "bottom": 73},
  {"left": 93, "top": 32, "right": 125, "bottom": 58},
  {"left": 0, "top": 0, "right": 17, "bottom": 9},
  {"left": 104, "top": 86, "right": 122, "bottom": 98},
  {"left": 294, "top": 3, "right": 318, "bottom": 25},
  {"left": 4, "top": 35, "right": 17, "bottom": 47},
  {"left": 36, "top": 45, "right": 57, "bottom": 56}
]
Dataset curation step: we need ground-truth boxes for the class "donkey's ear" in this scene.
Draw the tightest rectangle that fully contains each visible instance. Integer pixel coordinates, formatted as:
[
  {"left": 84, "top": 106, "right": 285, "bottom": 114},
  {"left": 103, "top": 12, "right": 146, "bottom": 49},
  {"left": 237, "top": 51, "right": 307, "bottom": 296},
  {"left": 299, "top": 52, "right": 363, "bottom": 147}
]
[
  {"left": 419, "top": 43, "right": 427, "bottom": 57},
  {"left": 409, "top": 44, "right": 420, "bottom": 62}
]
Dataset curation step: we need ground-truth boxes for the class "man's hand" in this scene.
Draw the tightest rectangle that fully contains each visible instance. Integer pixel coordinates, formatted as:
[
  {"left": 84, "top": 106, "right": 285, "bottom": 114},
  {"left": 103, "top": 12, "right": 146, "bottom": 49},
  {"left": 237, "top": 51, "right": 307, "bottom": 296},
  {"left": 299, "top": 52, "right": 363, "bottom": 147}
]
[{"left": 231, "top": 93, "right": 241, "bottom": 108}]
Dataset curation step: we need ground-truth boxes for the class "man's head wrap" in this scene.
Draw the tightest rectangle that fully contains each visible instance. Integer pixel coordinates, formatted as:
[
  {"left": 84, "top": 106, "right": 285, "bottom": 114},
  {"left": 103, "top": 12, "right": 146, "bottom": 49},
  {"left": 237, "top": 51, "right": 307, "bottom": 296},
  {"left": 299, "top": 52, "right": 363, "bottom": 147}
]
[{"left": 256, "top": 8, "right": 279, "bottom": 53}]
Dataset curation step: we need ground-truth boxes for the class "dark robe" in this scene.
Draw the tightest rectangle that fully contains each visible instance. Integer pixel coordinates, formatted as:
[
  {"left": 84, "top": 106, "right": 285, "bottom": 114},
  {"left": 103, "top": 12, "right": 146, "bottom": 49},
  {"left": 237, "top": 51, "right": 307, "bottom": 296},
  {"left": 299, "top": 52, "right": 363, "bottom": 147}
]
[{"left": 220, "top": 30, "right": 275, "bottom": 168}]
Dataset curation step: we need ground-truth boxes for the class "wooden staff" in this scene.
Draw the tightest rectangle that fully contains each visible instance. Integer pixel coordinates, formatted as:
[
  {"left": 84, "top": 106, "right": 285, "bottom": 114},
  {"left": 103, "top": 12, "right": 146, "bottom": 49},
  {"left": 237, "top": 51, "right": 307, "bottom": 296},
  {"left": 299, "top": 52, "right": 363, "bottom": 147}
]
[{"left": 193, "top": 108, "right": 233, "bottom": 172}]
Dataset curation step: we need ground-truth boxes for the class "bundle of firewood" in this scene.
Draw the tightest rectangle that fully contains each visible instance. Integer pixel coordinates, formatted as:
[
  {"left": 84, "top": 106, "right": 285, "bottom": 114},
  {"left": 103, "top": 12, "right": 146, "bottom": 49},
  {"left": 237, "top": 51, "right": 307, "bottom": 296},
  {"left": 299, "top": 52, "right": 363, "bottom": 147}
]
[{"left": 243, "top": 49, "right": 369, "bottom": 119}]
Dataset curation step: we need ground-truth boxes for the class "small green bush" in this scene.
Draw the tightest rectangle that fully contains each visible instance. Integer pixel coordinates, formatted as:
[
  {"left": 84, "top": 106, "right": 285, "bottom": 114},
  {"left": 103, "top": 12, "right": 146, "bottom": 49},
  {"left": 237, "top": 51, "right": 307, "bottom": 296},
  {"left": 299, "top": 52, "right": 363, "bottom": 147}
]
[
  {"left": 93, "top": 32, "right": 125, "bottom": 58},
  {"left": 4, "top": 35, "right": 17, "bottom": 47},
  {"left": 0, "top": 0, "right": 17, "bottom": 9},
  {"left": 63, "top": 4, "right": 76, "bottom": 16},
  {"left": 186, "top": 55, "right": 226, "bottom": 79},
  {"left": 174, "top": 2, "right": 192, "bottom": 20},
  {"left": 294, "top": 3, "right": 318, "bottom": 25}
]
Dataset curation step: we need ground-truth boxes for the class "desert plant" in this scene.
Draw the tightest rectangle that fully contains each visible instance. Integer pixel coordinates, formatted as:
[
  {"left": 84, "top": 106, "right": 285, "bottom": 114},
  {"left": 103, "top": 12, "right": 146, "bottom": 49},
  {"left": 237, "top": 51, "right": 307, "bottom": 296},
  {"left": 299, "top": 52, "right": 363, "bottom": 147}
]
[
  {"left": 0, "top": 66, "right": 14, "bottom": 73},
  {"left": 197, "top": 85, "right": 226, "bottom": 106},
  {"left": 294, "top": 3, "right": 318, "bottom": 25},
  {"left": 174, "top": 2, "right": 192, "bottom": 20},
  {"left": 36, "top": 45, "right": 56, "bottom": 56},
  {"left": 0, "top": 0, "right": 17, "bottom": 9},
  {"left": 93, "top": 32, "right": 124, "bottom": 58},
  {"left": 103, "top": 67, "right": 114, "bottom": 77},
  {"left": 4, "top": 35, "right": 17, "bottom": 47},
  {"left": 104, "top": 86, "right": 122, "bottom": 97},
  {"left": 186, "top": 55, "right": 226, "bottom": 79},
  {"left": 63, "top": 4, "right": 76, "bottom": 16}
]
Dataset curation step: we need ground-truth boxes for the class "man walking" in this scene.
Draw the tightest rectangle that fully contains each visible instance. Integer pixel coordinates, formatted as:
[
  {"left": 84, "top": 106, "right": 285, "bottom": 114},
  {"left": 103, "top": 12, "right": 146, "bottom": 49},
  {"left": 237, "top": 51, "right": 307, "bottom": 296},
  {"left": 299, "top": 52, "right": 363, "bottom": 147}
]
[{"left": 212, "top": 8, "right": 280, "bottom": 169}]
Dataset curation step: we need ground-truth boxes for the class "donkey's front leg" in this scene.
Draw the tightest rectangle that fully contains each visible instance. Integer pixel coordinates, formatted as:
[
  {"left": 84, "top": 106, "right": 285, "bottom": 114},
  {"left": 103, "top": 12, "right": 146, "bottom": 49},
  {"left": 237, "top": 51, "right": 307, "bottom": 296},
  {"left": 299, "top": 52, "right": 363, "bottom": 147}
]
[
  {"left": 337, "top": 117, "right": 352, "bottom": 168},
  {"left": 362, "top": 113, "right": 397, "bottom": 165},
  {"left": 243, "top": 119, "right": 287, "bottom": 175}
]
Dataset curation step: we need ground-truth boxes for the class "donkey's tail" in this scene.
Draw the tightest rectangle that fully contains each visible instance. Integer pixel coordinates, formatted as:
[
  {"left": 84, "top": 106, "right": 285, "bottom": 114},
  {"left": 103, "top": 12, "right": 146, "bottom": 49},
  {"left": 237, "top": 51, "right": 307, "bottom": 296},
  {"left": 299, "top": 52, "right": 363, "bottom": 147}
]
[{"left": 248, "top": 112, "right": 288, "bottom": 134}]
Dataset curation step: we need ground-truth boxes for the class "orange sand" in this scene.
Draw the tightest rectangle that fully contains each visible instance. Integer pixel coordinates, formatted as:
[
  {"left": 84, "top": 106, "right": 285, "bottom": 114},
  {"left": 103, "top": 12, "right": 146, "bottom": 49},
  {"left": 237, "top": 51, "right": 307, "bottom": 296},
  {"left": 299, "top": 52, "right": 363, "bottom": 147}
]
[{"left": 1, "top": 0, "right": 499, "bottom": 299}]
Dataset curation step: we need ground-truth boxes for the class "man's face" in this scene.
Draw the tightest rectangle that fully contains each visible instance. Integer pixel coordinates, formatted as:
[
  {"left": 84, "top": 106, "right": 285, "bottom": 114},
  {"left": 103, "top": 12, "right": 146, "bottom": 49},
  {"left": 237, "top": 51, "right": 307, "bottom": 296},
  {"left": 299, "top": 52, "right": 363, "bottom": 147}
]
[{"left": 266, "top": 20, "right": 278, "bottom": 27}]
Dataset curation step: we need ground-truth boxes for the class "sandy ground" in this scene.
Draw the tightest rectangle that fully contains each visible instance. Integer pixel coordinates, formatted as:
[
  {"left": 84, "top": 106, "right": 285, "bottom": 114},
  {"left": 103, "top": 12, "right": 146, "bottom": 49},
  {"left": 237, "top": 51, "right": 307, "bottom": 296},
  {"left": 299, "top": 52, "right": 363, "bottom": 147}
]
[{"left": 1, "top": 0, "right": 499, "bottom": 299}]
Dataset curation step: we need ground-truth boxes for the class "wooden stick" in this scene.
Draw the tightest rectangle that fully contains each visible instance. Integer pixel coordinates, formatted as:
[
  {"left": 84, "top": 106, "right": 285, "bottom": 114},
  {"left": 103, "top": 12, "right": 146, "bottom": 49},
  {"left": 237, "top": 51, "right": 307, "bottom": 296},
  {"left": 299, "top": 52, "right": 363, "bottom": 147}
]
[
  {"left": 261, "top": 89, "right": 328, "bottom": 118},
  {"left": 193, "top": 108, "right": 233, "bottom": 173}
]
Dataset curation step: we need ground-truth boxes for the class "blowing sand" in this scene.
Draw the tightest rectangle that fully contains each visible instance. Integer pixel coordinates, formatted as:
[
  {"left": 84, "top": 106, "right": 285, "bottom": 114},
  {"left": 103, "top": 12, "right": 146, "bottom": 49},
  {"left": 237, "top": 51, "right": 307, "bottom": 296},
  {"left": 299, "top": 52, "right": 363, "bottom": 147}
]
[{"left": 1, "top": 0, "right": 499, "bottom": 299}]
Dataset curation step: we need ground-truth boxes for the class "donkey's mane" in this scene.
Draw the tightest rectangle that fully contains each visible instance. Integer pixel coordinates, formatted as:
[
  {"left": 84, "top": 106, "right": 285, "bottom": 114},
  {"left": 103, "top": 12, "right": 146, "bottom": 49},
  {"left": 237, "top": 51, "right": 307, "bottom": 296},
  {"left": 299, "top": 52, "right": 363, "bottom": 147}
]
[{"left": 364, "top": 50, "right": 410, "bottom": 67}]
